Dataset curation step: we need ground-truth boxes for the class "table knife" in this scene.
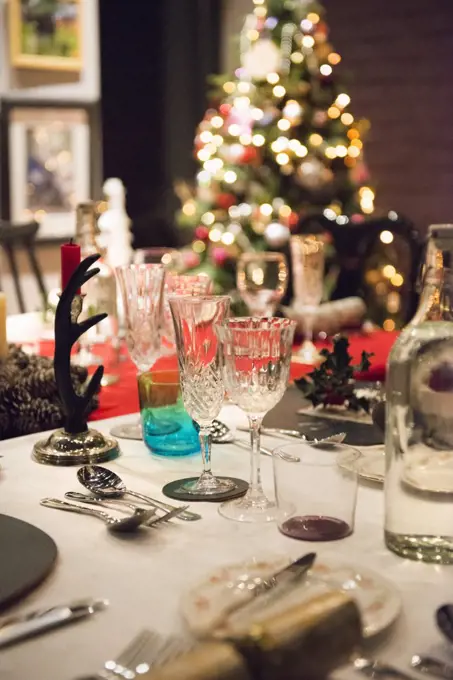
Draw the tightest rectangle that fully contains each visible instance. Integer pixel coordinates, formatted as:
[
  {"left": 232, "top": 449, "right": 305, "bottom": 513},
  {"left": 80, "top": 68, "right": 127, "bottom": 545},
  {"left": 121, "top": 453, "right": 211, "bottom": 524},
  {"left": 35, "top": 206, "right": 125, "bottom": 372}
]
[
  {"left": 0, "top": 598, "right": 108, "bottom": 649},
  {"left": 220, "top": 552, "right": 316, "bottom": 624},
  {"left": 237, "top": 425, "right": 303, "bottom": 439}
]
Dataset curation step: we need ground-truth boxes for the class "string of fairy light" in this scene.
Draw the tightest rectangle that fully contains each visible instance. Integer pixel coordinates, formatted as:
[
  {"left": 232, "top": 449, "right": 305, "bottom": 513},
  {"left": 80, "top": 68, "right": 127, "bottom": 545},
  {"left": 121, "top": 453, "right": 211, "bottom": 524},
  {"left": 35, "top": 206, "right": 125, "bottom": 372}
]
[{"left": 180, "top": 0, "right": 405, "bottom": 330}]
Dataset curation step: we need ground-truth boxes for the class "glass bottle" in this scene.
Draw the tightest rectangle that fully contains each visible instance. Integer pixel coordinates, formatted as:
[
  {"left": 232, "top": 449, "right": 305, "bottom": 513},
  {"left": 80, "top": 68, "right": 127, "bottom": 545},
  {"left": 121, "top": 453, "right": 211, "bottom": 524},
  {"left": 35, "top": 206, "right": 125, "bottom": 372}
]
[
  {"left": 75, "top": 202, "right": 119, "bottom": 374},
  {"left": 385, "top": 224, "right": 453, "bottom": 563}
]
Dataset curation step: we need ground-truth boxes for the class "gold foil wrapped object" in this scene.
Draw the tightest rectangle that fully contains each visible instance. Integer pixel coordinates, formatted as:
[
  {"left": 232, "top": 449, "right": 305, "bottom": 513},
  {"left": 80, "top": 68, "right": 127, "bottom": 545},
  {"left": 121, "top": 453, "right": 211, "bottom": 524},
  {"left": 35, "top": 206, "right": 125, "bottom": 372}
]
[{"left": 143, "top": 591, "right": 362, "bottom": 680}]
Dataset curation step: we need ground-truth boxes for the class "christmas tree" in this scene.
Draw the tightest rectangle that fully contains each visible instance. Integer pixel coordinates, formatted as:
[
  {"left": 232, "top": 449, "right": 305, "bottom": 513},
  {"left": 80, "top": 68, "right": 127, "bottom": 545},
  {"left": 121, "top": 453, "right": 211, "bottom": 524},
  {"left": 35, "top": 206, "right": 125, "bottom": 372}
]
[{"left": 175, "top": 0, "right": 375, "bottom": 295}]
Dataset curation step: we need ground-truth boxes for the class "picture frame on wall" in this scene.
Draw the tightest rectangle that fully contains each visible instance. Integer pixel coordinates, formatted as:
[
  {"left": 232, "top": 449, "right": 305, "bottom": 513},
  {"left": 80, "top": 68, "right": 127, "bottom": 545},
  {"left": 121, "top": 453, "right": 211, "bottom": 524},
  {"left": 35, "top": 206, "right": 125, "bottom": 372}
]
[
  {"left": 8, "top": 0, "right": 82, "bottom": 72},
  {"left": 1, "top": 101, "right": 101, "bottom": 240}
]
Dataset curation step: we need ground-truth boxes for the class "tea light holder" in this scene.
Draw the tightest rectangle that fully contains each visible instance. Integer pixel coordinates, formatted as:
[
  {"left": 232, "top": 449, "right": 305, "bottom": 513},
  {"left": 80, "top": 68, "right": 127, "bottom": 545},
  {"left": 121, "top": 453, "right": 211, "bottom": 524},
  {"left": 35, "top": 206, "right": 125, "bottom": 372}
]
[{"left": 33, "top": 254, "right": 120, "bottom": 465}]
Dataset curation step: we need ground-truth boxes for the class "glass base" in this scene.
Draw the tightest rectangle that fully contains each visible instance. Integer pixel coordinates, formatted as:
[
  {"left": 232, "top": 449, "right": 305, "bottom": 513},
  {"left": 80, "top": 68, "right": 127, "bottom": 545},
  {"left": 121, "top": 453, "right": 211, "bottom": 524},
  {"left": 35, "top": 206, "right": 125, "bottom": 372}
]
[
  {"left": 219, "top": 490, "right": 277, "bottom": 523},
  {"left": 110, "top": 421, "right": 142, "bottom": 440},
  {"left": 385, "top": 530, "right": 453, "bottom": 564},
  {"left": 292, "top": 340, "right": 321, "bottom": 365},
  {"left": 181, "top": 471, "right": 236, "bottom": 496}
]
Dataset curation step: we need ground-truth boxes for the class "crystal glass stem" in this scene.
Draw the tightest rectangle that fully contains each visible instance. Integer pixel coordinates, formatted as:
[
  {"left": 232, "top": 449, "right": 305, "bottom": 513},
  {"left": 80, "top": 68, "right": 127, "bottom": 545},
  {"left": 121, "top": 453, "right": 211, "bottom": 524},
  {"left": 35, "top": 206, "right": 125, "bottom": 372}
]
[
  {"left": 304, "top": 311, "right": 314, "bottom": 345},
  {"left": 249, "top": 415, "right": 264, "bottom": 499},
  {"left": 198, "top": 426, "right": 213, "bottom": 485}
]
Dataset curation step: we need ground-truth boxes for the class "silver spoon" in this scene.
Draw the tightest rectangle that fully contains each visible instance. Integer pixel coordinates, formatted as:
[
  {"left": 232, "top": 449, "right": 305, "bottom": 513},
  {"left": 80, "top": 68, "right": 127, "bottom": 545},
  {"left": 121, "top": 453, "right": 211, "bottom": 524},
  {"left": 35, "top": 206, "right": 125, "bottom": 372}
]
[
  {"left": 77, "top": 466, "right": 201, "bottom": 522},
  {"left": 436, "top": 604, "right": 453, "bottom": 644},
  {"left": 40, "top": 498, "right": 154, "bottom": 534}
]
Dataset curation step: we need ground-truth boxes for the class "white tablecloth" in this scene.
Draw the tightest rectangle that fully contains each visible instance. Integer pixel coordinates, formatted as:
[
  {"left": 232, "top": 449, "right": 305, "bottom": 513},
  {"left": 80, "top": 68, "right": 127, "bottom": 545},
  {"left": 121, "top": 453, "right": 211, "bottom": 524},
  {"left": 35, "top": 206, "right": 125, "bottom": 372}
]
[{"left": 0, "top": 407, "right": 451, "bottom": 680}]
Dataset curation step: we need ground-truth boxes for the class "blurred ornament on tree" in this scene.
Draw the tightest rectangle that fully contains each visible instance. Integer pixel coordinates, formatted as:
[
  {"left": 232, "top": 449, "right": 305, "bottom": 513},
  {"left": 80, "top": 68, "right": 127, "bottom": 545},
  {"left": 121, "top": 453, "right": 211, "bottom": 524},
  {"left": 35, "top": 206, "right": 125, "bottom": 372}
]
[
  {"left": 195, "top": 225, "right": 210, "bottom": 240},
  {"left": 175, "top": 0, "right": 376, "bottom": 297},
  {"left": 212, "top": 247, "right": 229, "bottom": 266},
  {"left": 264, "top": 222, "right": 291, "bottom": 247},
  {"left": 216, "top": 193, "right": 236, "bottom": 210}
]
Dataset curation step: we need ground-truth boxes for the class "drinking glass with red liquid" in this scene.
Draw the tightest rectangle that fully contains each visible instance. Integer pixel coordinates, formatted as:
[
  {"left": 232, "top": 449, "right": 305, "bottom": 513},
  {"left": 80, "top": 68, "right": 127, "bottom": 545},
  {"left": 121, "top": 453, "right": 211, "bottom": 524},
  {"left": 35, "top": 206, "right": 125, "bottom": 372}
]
[{"left": 273, "top": 443, "right": 360, "bottom": 542}]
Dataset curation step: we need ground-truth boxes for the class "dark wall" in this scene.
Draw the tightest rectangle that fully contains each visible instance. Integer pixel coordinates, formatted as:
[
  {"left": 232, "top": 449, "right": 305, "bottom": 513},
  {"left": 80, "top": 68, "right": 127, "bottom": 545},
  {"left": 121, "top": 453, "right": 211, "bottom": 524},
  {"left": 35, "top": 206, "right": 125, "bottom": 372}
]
[
  {"left": 323, "top": 0, "right": 453, "bottom": 233},
  {"left": 99, "top": 0, "right": 221, "bottom": 248}
]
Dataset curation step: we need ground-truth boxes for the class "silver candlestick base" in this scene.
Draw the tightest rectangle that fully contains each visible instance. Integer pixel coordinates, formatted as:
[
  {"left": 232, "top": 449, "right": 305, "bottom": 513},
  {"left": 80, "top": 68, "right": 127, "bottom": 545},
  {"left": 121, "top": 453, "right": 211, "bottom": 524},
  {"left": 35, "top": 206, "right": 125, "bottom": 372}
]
[{"left": 33, "top": 428, "right": 119, "bottom": 466}]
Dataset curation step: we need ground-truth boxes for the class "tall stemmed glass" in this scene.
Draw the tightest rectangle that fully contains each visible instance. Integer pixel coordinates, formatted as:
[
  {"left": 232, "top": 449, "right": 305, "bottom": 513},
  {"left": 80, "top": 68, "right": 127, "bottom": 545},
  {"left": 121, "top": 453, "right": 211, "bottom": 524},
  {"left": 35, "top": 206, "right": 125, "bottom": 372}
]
[
  {"left": 111, "top": 264, "right": 166, "bottom": 440},
  {"left": 169, "top": 295, "right": 237, "bottom": 495},
  {"left": 160, "top": 273, "right": 213, "bottom": 356},
  {"left": 237, "top": 252, "right": 288, "bottom": 316},
  {"left": 290, "top": 235, "right": 325, "bottom": 364},
  {"left": 216, "top": 317, "right": 296, "bottom": 522}
]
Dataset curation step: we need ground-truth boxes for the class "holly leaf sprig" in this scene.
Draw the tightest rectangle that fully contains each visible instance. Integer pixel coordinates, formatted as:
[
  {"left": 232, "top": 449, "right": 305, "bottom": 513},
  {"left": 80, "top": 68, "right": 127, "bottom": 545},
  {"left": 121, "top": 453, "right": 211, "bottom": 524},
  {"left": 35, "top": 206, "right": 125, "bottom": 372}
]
[{"left": 295, "top": 336, "right": 374, "bottom": 412}]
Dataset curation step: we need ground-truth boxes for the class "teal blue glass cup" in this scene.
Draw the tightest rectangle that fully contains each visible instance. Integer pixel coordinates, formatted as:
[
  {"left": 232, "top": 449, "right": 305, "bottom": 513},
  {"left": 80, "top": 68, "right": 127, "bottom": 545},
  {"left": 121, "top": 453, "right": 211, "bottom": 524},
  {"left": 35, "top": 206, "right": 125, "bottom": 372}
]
[{"left": 139, "top": 369, "right": 201, "bottom": 456}]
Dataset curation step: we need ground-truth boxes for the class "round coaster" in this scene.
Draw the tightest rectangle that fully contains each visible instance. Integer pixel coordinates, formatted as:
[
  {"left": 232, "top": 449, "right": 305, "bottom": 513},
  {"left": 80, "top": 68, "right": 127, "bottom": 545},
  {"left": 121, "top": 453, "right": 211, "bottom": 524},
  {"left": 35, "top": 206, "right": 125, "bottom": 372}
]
[{"left": 162, "top": 477, "right": 248, "bottom": 502}]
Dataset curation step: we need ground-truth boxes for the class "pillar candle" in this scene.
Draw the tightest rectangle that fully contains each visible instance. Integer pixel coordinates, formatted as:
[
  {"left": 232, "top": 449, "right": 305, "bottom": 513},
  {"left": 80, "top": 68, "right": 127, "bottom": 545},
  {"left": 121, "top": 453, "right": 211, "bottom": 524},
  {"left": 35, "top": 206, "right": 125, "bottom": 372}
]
[
  {"left": 61, "top": 240, "right": 81, "bottom": 292},
  {"left": 0, "top": 293, "right": 7, "bottom": 360}
]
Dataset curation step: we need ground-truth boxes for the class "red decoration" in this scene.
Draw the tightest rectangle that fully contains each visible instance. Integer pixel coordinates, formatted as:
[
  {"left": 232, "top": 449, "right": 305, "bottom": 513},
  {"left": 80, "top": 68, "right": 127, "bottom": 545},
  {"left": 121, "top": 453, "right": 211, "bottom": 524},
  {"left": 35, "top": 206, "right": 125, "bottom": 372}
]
[
  {"left": 216, "top": 193, "right": 236, "bottom": 211},
  {"left": 195, "top": 225, "right": 210, "bottom": 240},
  {"left": 219, "top": 104, "right": 231, "bottom": 116},
  {"left": 61, "top": 240, "right": 81, "bottom": 292},
  {"left": 240, "top": 146, "right": 259, "bottom": 164},
  {"left": 288, "top": 212, "right": 299, "bottom": 229},
  {"left": 211, "top": 247, "right": 228, "bottom": 266}
]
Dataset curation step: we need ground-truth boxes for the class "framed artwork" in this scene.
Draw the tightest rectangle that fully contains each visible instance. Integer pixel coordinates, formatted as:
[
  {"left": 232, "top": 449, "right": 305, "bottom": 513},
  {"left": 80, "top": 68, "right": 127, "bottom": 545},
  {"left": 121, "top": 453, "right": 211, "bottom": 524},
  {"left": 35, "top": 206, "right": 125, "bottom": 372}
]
[
  {"left": 9, "top": 0, "right": 82, "bottom": 72},
  {"left": 1, "top": 101, "right": 101, "bottom": 240}
]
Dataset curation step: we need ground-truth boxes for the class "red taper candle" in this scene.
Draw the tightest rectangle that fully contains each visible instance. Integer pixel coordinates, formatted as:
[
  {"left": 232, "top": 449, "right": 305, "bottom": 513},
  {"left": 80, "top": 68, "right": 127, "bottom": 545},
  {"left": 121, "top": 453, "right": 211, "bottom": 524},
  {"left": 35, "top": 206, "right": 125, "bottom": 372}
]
[{"left": 61, "top": 239, "right": 81, "bottom": 292}]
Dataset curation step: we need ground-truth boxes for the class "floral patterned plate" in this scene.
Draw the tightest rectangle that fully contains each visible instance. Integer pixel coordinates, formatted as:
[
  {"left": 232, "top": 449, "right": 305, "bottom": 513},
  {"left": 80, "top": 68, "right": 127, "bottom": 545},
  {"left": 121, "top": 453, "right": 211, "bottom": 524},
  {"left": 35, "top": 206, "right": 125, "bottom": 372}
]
[
  {"left": 338, "top": 447, "right": 385, "bottom": 484},
  {"left": 181, "top": 555, "right": 401, "bottom": 638}
]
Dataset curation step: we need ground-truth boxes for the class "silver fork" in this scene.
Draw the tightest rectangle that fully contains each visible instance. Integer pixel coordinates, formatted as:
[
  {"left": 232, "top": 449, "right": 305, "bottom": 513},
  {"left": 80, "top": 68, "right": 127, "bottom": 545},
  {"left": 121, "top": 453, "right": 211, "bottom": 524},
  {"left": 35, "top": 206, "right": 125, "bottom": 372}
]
[
  {"left": 147, "top": 505, "right": 189, "bottom": 526},
  {"left": 78, "top": 629, "right": 158, "bottom": 679},
  {"left": 80, "top": 628, "right": 188, "bottom": 679}
]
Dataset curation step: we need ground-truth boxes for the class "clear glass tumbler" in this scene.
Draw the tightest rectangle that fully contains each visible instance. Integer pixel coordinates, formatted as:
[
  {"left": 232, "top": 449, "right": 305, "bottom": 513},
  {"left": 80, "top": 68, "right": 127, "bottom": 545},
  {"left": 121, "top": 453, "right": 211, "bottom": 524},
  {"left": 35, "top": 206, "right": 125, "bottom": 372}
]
[
  {"left": 133, "top": 247, "right": 183, "bottom": 272},
  {"left": 216, "top": 317, "right": 296, "bottom": 522},
  {"left": 139, "top": 369, "right": 200, "bottom": 456},
  {"left": 273, "top": 443, "right": 360, "bottom": 541}
]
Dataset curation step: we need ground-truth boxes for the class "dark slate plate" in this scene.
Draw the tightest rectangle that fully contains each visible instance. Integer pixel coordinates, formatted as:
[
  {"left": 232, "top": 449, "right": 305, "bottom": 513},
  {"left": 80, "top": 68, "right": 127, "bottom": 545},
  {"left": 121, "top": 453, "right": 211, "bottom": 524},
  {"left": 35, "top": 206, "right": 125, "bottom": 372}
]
[
  {"left": 0, "top": 514, "right": 58, "bottom": 611},
  {"left": 296, "top": 413, "right": 384, "bottom": 447}
]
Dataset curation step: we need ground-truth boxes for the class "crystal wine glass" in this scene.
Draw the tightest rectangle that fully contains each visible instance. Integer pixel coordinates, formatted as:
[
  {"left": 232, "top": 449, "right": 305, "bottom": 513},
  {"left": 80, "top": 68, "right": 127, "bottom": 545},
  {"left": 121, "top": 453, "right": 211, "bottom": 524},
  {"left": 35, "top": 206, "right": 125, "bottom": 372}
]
[
  {"left": 237, "top": 252, "right": 288, "bottom": 316},
  {"left": 160, "top": 273, "right": 213, "bottom": 356},
  {"left": 111, "top": 264, "right": 166, "bottom": 440},
  {"left": 169, "top": 295, "right": 237, "bottom": 495},
  {"left": 290, "top": 235, "right": 325, "bottom": 364},
  {"left": 216, "top": 317, "right": 296, "bottom": 522}
]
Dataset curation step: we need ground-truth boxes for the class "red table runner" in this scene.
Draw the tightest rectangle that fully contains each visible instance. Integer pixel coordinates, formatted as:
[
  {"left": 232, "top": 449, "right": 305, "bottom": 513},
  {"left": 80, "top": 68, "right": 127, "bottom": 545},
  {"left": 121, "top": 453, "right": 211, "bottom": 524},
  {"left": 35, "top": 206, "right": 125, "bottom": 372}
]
[{"left": 88, "top": 331, "right": 397, "bottom": 422}]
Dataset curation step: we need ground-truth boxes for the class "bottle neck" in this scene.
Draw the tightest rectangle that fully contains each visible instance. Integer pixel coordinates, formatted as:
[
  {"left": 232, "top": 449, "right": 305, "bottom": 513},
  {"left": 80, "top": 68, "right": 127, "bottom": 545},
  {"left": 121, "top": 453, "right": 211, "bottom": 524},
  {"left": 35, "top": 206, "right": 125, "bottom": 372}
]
[
  {"left": 76, "top": 210, "right": 100, "bottom": 256},
  {"left": 415, "top": 264, "right": 453, "bottom": 324}
]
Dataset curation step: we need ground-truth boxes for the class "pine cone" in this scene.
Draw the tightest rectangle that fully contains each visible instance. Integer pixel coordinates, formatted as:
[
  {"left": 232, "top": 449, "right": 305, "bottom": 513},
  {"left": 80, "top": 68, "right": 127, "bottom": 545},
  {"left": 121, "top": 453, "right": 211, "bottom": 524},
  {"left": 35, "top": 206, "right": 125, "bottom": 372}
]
[
  {"left": 70, "top": 363, "right": 89, "bottom": 384},
  {"left": 15, "top": 398, "right": 63, "bottom": 437},
  {"left": 8, "top": 346, "right": 30, "bottom": 370},
  {"left": 0, "top": 406, "right": 10, "bottom": 439},
  {"left": 20, "top": 368, "right": 58, "bottom": 400},
  {"left": 3, "top": 384, "right": 32, "bottom": 415}
]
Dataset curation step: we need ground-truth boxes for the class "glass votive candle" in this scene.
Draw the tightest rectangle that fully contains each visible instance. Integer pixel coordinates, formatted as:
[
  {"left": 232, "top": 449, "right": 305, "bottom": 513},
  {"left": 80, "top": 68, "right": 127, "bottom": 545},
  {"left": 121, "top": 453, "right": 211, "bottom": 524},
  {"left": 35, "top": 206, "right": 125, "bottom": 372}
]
[
  {"left": 273, "top": 443, "right": 360, "bottom": 541},
  {"left": 138, "top": 369, "right": 200, "bottom": 456}
]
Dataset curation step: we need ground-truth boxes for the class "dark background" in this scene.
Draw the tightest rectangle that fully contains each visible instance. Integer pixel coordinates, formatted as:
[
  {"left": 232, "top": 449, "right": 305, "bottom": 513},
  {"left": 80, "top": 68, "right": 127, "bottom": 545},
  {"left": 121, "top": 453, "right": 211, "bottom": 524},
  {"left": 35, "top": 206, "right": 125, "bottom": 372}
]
[{"left": 99, "top": 0, "right": 453, "bottom": 247}]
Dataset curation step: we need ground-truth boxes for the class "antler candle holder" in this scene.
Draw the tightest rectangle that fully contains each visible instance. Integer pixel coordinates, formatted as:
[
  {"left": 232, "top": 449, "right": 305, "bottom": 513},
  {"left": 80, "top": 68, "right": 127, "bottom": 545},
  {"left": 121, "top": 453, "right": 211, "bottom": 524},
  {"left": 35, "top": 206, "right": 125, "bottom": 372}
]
[{"left": 33, "top": 254, "right": 120, "bottom": 465}]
